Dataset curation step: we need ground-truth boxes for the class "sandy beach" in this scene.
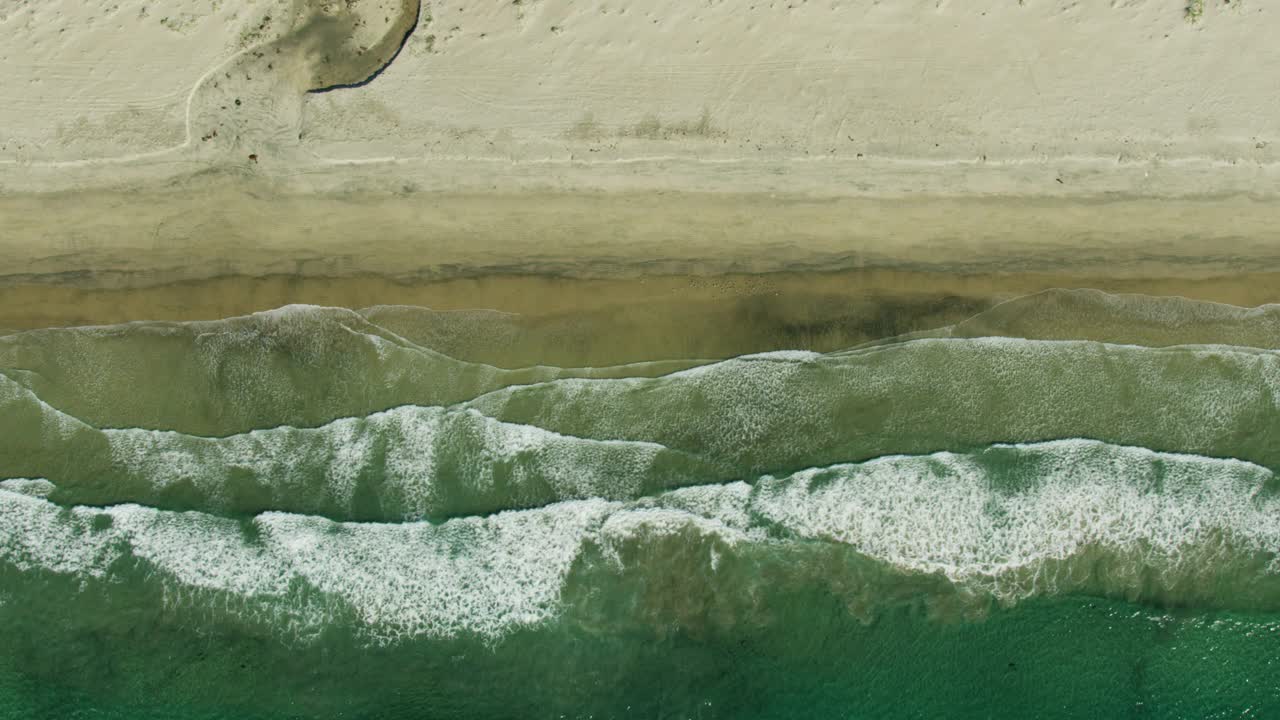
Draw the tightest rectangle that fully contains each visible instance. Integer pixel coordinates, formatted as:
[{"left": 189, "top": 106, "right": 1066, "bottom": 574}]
[
  {"left": 3, "top": 0, "right": 1280, "bottom": 331},
  {"left": 7, "top": 4, "right": 1280, "bottom": 717}
]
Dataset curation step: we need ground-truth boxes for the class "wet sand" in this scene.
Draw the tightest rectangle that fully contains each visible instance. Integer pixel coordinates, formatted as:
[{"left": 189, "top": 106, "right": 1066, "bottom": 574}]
[
  {"left": 9, "top": 140, "right": 1278, "bottom": 369},
  {"left": 6, "top": 184, "right": 1280, "bottom": 287},
  {"left": 4, "top": 180, "right": 1279, "bottom": 364}
]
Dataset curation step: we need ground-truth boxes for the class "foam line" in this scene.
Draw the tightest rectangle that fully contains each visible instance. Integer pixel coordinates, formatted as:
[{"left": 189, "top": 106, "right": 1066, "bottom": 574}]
[
  {"left": 464, "top": 336, "right": 1280, "bottom": 473},
  {"left": 4, "top": 440, "right": 1278, "bottom": 645}
]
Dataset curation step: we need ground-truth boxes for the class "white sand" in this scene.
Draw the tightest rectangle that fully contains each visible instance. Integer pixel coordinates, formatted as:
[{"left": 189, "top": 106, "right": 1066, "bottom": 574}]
[
  {"left": 0, "top": 0, "right": 281, "bottom": 164},
  {"left": 2, "top": 0, "right": 1278, "bottom": 197},
  {"left": 2, "top": 0, "right": 1280, "bottom": 325}
]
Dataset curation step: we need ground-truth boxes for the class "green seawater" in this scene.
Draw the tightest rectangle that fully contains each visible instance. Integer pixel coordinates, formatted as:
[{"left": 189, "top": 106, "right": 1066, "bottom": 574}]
[{"left": 2, "top": 288, "right": 1279, "bottom": 718}]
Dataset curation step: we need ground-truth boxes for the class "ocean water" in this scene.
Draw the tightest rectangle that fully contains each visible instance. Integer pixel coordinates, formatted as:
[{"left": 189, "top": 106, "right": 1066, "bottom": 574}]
[{"left": 1, "top": 288, "right": 1279, "bottom": 718}]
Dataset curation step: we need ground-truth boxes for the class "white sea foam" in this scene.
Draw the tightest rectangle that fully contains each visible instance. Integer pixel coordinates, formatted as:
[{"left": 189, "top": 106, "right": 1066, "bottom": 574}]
[
  {"left": 750, "top": 439, "right": 1280, "bottom": 600},
  {"left": 468, "top": 347, "right": 829, "bottom": 468},
  {"left": 249, "top": 501, "right": 615, "bottom": 642},
  {"left": 636, "top": 481, "right": 756, "bottom": 531},
  {"left": 0, "top": 486, "right": 618, "bottom": 643},
  {"left": 596, "top": 506, "right": 756, "bottom": 575},
  {"left": 104, "top": 405, "right": 669, "bottom": 517},
  {"left": 0, "top": 478, "right": 56, "bottom": 497},
  {"left": 734, "top": 350, "right": 823, "bottom": 362},
  {"left": 4, "top": 440, "right": 1279, "bottom": 644},
  {"left": 0, "top": 490, "right": 120, "bottom": 576},
  {"left": 465, "top": 335, "right": 1280, "bottom": 479}
]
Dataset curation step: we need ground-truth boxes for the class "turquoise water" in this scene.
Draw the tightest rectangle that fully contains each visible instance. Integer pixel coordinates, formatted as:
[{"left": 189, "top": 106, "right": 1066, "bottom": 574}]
[{"left": 2, "top": 288, "right": 1279, "bottom": 718}]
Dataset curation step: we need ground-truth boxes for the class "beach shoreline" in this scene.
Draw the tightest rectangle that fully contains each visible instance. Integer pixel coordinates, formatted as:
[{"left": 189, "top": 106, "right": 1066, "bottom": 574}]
[
  {"left": 4, "top": 0, "right": 1280, "bottom": 349},
  {"left": 4, "top": 178, "right": 1279, "bottom": 345}
]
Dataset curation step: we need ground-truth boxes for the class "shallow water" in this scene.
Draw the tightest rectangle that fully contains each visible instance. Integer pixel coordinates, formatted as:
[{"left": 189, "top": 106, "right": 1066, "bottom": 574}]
[{"left": 2, "top": 289, "right": 1278, "bottom": 718}]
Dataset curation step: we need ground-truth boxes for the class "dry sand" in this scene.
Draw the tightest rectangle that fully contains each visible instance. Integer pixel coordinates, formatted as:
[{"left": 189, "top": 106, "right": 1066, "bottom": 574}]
[{"left": 2, "top": 0, "right": 1278, "bottom": 336}]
